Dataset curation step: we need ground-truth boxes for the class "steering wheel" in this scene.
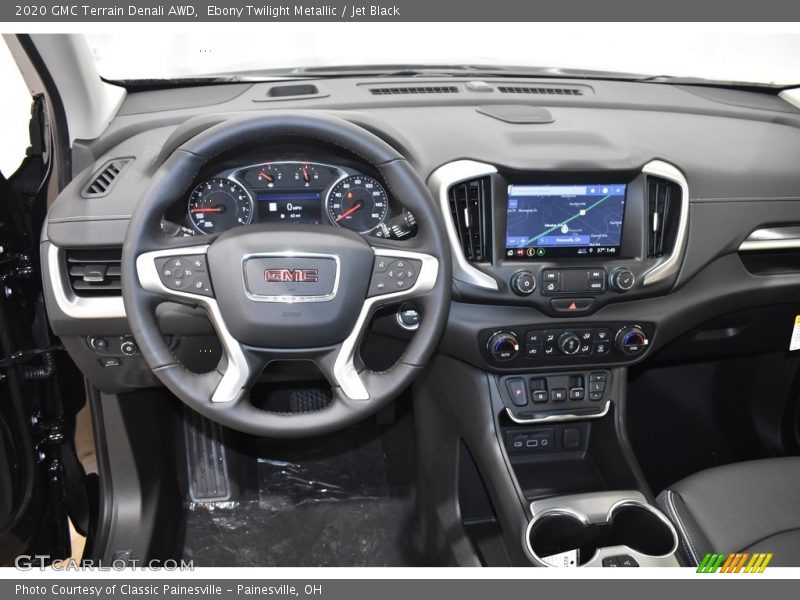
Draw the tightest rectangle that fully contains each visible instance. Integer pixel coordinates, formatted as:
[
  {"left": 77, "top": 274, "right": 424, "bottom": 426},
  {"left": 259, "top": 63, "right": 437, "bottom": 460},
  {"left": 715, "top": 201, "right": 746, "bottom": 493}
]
[{"left": 121, "top": 113, "right": 450, "bottom": 438}]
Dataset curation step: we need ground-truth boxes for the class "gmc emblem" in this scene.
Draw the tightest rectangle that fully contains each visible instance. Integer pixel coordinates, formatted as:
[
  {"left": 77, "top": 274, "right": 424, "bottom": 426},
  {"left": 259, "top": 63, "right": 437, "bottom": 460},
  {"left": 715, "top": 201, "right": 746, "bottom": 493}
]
[{"left": 264, "top": 268, "right": 319, "bottom": 283}]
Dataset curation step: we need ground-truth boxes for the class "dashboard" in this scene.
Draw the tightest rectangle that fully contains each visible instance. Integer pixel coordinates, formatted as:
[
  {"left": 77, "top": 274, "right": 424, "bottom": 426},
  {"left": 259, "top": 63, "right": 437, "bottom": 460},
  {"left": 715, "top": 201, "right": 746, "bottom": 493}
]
[
  {"left": 38, "top": 75, "right": 800, "bottom": 401},
  {"left": 161, "top": 159, "right": 417, "bottom": 240}
]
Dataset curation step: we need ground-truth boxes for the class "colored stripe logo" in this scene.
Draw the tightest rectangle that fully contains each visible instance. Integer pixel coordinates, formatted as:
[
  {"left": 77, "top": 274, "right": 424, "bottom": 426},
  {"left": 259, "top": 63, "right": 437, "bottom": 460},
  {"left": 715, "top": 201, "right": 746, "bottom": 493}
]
[{"left": 696, "top": 553, "right": 773, "bottom": 573}]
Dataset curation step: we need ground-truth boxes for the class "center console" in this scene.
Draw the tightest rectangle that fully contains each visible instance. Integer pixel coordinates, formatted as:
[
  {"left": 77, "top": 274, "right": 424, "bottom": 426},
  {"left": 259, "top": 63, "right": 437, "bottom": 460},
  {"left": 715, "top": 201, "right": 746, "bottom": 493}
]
[{"left": 412, "top": 158, "right": 690, "bottom": 568}]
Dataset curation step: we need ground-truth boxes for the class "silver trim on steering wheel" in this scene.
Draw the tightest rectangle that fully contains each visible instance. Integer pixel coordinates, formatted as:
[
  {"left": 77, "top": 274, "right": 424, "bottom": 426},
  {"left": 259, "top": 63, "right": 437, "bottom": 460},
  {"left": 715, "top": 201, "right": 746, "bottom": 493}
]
[
  {"left": 136, "top": 245, "right": 251, "bottom": 404},
  {"left": 332, "top": 248, "right": 439, "bottom": 401},
  {"left": 137, "top": 245, "right": 438, "bottom": 405}
]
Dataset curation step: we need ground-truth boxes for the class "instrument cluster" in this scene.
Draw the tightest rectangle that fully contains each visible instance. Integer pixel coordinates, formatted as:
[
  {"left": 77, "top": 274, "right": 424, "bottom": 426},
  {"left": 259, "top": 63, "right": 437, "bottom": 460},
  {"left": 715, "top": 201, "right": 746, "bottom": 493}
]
[{"left": 161, "top": 160, "right": 417, "bottom": 240}]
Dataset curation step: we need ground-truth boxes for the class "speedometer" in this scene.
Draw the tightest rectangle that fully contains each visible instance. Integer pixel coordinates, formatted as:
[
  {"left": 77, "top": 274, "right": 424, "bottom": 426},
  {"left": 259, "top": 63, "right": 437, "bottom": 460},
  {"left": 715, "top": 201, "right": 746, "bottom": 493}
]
[
  {"left": 188, "top": 178, "right": 253, "bottom": 234},
  {"left": 326, "top": 175, "right": 389, "bottom": 233}
]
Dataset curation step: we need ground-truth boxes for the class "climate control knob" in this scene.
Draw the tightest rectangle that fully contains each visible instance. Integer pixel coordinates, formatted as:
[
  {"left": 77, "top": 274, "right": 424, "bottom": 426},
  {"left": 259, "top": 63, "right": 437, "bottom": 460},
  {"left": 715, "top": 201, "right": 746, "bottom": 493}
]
[
  {"left": 616, "top": 326, "right": 649, "bottom": 356},
  {"left": 609, "top": 268, "right": 636, "bottom": 292},
  {"left": 557, "top": 331, "right": 581, "bottom": 355},
  {"left": 487, "top": 331, "right": 520, "bottom": 361},
  {"left": 510, "top": 270, "right": 536, "bottom": 296}
]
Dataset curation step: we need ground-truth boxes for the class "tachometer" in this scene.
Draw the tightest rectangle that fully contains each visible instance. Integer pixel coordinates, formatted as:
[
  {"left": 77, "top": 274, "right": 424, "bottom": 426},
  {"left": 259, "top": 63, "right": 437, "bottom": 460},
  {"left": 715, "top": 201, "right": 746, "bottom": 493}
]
[
  {"left": 188, "top": 178, "right": 253, "bottom": 234},
  {"left": 326, "top": 175, "right": 389, "bottom": 233}
]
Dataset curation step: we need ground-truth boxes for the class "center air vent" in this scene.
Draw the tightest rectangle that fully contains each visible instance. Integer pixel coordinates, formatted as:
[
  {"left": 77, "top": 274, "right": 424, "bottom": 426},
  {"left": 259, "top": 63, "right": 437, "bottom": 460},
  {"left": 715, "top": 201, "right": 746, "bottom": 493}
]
[
  {"left": 65, "top": 249, "right": 122, "bottom": 297},
  {"left": 81, "top": 158, "right": 132, "bottom": 198},
  {"left": 448, "top": 177, "right": 492, "bottom": 262},
  {"left": 497, "top": 86, "right": 584, "bottom": 96},
  {"left": 369, "top": 86, "right": 459, "bottom": 96},
  {"left": 646, "top": 177, "right": 682, "bottom": 258}
]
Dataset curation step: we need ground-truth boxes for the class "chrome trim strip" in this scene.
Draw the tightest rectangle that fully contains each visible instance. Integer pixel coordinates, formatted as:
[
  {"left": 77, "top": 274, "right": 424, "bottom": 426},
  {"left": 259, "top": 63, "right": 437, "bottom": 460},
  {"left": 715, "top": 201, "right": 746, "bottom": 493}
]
[
  {"left": 607, "top": 499, "right": 680, "bottom": 558},
  {"left": 524, "top": 507, "right": 590, "bottom": 567},
  {"left": 240, "top": 252, "right": 341, "bottom": 303},
  {"left": 428, "top": 160, "right": 499, "bottom": 291},
  {"left": 738, "top": 226, "right": 800, "bottom": 252},
  {"left": 136, "top": 245, "right": 249, "bottom": 404},
  {"left": 641, "top": 160, "right": 690, "bottom": 286},
  {"left": 524, "top": 494, "right": 679, "bottom": 567},
  {"left": 332, "top": 248, "right": 439, "bottom": 401},
  {"left": 505, "top": 401, "right": 610, "bottom": 424},
  {"left": 46, "top": 242, "right": 126, "bottom": 319}
]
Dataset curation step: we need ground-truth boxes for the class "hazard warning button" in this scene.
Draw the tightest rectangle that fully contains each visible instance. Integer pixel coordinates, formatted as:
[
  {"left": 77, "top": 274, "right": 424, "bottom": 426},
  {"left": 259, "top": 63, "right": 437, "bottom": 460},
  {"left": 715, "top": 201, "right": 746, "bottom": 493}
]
[{"left": 551, "top": 298, "right": 596, "bottom": 314}]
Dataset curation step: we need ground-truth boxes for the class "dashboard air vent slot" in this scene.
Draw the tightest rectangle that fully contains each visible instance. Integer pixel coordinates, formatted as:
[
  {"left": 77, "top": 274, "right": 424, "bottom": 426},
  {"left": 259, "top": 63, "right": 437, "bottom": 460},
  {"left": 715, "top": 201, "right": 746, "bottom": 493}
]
[
  {"left": 65, "top": 249, "right": 122, "bottom": 297},
  {"left": 497, "top": 86, "right": 583, "bottom": 96},
  {"left": 82, "top": 158, "right": 132, "bottom": 198},
  {"left": 647, "top": 176, "right": 682, "bottom": 258},
  {"left": 448, "top": 177, "right": 492, "bottom": 262},
  {"left": 369, "top": 86, "right": 459, "bottom": 96}
]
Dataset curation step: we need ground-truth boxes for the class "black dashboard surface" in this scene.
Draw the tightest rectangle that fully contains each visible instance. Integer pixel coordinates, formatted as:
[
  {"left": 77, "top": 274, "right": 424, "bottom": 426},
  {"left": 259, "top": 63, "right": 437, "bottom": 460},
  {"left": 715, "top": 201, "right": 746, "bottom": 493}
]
[{"left": 41, "top": 75, "right": 800, "bottom": 388}]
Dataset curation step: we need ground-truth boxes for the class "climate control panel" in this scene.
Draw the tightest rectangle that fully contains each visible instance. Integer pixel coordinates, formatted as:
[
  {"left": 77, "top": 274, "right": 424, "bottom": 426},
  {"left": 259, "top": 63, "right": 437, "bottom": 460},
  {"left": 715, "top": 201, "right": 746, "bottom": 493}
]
[{"left": 481, "top": 321, "right": 654, "bottom": 368}]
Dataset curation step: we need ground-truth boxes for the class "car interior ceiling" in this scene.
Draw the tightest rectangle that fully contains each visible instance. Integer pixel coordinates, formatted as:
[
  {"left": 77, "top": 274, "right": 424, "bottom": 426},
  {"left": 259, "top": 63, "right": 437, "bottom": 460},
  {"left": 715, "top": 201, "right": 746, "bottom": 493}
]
[{"left": 3, "top": 34, "right": 800, "bottom": 569}]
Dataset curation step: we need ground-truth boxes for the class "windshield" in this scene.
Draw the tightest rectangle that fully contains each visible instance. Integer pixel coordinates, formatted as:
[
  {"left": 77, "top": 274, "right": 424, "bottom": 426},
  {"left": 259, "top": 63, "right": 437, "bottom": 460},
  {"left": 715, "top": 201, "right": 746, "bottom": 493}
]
[{"left": 86, "top": 25, "right": 800, "bottom": 87}]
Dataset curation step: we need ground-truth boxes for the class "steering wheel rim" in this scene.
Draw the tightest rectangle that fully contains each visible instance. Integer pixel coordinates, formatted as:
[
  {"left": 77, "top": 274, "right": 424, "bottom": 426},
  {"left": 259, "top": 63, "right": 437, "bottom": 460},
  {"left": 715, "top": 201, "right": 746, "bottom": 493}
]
[{"left": 121, "top": 112, "right": 451, "bottom": 438}]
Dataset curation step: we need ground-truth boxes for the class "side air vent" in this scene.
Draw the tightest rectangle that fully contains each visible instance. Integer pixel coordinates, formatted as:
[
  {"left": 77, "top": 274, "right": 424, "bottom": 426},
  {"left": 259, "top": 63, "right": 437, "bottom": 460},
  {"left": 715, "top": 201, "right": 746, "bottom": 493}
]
[
  {"left": 65, "top": 249, "right": 122, "bottom": 297},
  {"left": 448, "top": 177, "right": 492, "bottom": 262},
  {"left": 497, "top": 86, "right": 584, "bottom": 96},
  {"left": 81, "top": 158, "right": 132, "bottom": 198},
  {"left": 646, "top": 177, "right": 682, "bottom": 258},
  {"left": 369, "top": 86, "right": 459, "bottom": 96}
]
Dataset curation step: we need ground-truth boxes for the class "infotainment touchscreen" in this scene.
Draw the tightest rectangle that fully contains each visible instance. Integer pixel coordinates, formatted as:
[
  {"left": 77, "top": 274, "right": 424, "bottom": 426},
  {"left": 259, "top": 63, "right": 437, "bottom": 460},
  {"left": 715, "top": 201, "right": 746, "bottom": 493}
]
[{"left": 504, "top": 183, "right": 626, "bottom": 259}]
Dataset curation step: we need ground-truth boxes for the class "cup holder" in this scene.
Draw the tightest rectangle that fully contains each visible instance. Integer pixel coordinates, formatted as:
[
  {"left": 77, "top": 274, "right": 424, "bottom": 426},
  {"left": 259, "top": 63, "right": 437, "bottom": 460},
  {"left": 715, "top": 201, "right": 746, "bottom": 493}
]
[{"left": 525, "top": 500, "right": 678, "bottom": 567}]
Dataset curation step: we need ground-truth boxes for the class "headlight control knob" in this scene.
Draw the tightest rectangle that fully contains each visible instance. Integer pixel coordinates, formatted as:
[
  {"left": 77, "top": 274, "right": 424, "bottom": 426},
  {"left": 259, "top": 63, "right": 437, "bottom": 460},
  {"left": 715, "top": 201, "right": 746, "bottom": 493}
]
[{"left": 487, "top": 331, "right": 520, "bottom": 361}]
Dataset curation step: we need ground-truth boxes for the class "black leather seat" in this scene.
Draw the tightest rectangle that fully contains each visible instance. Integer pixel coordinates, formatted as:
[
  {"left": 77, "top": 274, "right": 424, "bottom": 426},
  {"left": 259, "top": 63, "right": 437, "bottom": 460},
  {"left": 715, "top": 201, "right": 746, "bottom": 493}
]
[{"left": 657, "top": 457, "right": 800, "bottom": 567}]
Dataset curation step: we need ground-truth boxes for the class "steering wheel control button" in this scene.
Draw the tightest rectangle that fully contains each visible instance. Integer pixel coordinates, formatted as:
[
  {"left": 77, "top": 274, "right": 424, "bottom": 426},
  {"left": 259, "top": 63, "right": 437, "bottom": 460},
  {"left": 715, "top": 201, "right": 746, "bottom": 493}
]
[
  {"left": 155, "top": 254, "right": 215, "bottom": 298},
  {"left": 609, "top": 267, "right": 636, "bottom": 292},
  {"left": 120, "top": 340, "right": 137, "bottom": 356},
  {"left": 616, "top": 325, "right": 649, "bottom": 355},
  {"left": 551, "top": 298, "right": 595, "bottom": 314},
  {"left": 505, "top": 378, "right": 528, "bottom": 407},
  {"left": 487, "top": 331, "right": 520, "bottom": 361},
  {"left": 369, "top": 258, "right": 421, "bottom": 296},
  {"left": 510, "top": 270, "right": 536, "bottom": 296}
]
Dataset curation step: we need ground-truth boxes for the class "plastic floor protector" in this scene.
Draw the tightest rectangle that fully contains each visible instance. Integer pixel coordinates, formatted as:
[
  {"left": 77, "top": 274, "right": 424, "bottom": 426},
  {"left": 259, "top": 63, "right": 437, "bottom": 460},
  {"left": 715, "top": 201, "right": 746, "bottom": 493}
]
[{"left": 181, "top": 409, "right": 428, "bottom": 566}]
